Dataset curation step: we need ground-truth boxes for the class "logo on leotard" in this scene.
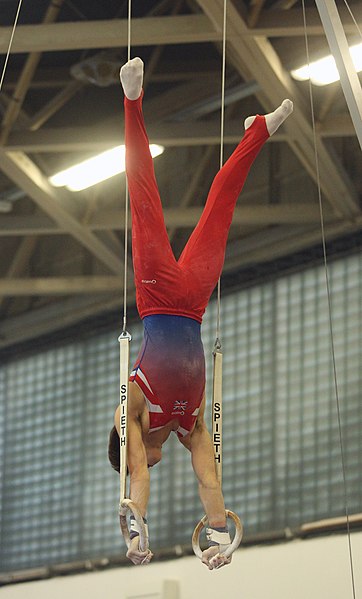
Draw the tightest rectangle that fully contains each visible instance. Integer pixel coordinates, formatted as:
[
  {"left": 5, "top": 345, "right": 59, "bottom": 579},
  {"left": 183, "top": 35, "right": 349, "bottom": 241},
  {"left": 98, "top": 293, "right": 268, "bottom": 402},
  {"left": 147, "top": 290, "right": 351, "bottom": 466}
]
[
  {"left": 141, "top": 279, "right": 157, "bottom": 284},
  {"left": 172, "top": 400, "right": 188, "bottom": 416}
]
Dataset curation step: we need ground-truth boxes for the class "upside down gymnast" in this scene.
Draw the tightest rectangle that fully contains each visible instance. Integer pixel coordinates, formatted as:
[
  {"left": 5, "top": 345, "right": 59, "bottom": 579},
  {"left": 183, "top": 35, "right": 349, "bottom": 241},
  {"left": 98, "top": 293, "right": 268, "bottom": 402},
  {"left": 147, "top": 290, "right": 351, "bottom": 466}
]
[{"left": 108, "top": 57, "right": 293, "bottom": 569}]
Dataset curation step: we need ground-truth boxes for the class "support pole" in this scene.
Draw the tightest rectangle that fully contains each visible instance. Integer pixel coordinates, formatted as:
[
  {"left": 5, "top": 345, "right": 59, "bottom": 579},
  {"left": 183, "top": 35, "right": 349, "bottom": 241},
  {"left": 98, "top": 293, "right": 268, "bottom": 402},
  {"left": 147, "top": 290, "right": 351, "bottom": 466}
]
[
  {"left": 212, "top": 347, "right": 223, "bottom": 484},
  {"left": 118, "top": 331, "right": 131, "bottom": 505},
  {"left": 192, "top": 342, "right": 243, "bottom": 562},
  {"left": 118, "top": 330, "right": 149, "bottom": 553},
  {"left": 314, "top": 0, "right": 362, "bottom": 150}
]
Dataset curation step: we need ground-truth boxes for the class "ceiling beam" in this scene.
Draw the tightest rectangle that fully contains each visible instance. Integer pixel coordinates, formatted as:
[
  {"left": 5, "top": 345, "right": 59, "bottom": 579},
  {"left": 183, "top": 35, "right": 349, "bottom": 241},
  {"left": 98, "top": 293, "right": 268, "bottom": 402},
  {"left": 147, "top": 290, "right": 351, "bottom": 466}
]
[
  {"left": 0, "top": 221, "right": 361, "bottom": 350},
  {"left": 319, "top": 113, "right": 356, "bottom": 137},
  {"left": 2, "top": 68, "right": 75, "bottom": 90},
  {"left": 0, "top": 15, "right": 221, "bottom": 54},
  {"left": 5, "top": 113, "right": 357, "bottom": 153},
  {"left": 0, "top": 294, "right": 126, "bottom": 350},
  {"left": 0, "top": 149, "right": 123, "bottom": 274},
  {"left": 248, "top": 0, "right": 267, "bottom": 28},
  {"left": 224, "top": 213, "right": 362, "bottom": 271},
  {"left": 4, "top": 121, "right": 285, "bottom": 152},
  {"left": 169, "top": 146, "right": 217, "bottom": 242},
  {"left": 0, "top": 6, "right": 361, "bottom": 57},
  {"left": 252, "top": 4, "right": 362, "bottom": 36},
  {"left": 2, "top": 213, "right": 361, "bottom": 296},
  {"left": 0, "top": 204, "right": 337, "bottom": 237},
  {"left": 0, "top": 276, "right": 123, "bottom": 296},
  {"left": 0, "top": 0, "right": 65, "bottom": 145},
  {"left": 28, "top": 80, "right": 84, "bottom": 131},
  {"left": 315, "top": 0, "right": 362, "bottom": 151},
  {"left": 195, "top": 0, "right": 360, "bottom": 219},
  {"left": 0, "top": 237, "right": 37, "bottom": 311}
]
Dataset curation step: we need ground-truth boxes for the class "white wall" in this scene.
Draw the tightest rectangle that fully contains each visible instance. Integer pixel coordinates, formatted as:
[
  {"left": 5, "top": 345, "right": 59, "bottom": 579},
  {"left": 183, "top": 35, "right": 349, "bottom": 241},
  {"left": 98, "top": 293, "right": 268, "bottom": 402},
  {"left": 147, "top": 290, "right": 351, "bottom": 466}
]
[{"left": 2, "top": 533, "right": 362, "bottom": 599}]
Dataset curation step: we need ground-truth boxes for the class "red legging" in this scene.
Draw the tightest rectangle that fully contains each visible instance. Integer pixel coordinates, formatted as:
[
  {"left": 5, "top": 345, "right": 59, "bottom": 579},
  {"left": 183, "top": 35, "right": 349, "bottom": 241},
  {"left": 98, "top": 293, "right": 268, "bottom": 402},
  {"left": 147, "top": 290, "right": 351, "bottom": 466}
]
[{"left": 125, "top": 93, "right": 269, "bottom": 323}]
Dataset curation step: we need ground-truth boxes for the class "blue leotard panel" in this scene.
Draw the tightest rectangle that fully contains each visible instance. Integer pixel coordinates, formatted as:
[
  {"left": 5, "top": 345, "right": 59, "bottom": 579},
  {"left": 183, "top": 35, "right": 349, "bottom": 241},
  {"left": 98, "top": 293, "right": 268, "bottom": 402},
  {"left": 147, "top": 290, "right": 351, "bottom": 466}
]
[{"left": 130, "top": 315, "right": 205, "bottom": 437}]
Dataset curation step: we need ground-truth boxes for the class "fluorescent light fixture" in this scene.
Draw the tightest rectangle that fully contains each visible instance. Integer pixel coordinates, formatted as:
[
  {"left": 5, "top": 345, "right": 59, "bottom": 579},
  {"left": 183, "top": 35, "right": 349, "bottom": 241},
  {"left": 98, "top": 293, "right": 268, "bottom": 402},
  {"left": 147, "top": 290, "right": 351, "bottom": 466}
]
[
  {"left": 291, "top": 42, "right": 362, "bottom": 86},
  {"left": 49, "top": 144, "right": 164, "bottom": 191}
]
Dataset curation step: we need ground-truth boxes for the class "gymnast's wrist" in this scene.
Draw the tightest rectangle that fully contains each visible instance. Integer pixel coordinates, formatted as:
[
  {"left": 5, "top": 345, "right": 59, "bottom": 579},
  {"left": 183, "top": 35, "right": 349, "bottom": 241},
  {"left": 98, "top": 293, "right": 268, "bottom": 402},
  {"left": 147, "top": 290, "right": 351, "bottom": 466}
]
[
  {"left": 206, "top": 525, "right": 230, "bottom": 548},
  {"left": 130, "top": 515, "right": 149, "bottom": 540}
]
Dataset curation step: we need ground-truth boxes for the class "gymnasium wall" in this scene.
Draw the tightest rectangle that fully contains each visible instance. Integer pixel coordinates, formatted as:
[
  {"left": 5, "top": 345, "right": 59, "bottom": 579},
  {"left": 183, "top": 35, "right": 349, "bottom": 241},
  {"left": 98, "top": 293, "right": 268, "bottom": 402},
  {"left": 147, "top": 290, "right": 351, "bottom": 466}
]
[
  {"left": 1, "top": 532, "right": 362, "bottom": 599},
  {"left": 1, "top": 251, "right": 361, "bottom": 577}
]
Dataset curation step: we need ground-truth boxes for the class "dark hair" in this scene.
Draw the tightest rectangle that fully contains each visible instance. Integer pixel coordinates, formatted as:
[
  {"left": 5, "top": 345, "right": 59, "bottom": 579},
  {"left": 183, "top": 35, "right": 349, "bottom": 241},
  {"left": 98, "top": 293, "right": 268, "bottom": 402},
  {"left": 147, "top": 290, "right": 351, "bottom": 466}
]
[
  {"left": 108, "top": 426, "right": 120, "bottom": 473},
  {"left": 108, "top": 427, "right": 153, "bottom": 474}
]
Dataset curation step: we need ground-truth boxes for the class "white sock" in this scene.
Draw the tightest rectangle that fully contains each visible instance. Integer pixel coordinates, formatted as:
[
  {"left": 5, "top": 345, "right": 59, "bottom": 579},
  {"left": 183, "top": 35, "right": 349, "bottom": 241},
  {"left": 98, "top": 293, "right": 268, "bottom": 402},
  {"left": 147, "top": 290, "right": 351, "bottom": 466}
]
[
  {"left": 244, "top": 99, "right": 293, "bottom": 135},
  {"left": 120, "top": 57, "right": 144, "bottom": 100}
]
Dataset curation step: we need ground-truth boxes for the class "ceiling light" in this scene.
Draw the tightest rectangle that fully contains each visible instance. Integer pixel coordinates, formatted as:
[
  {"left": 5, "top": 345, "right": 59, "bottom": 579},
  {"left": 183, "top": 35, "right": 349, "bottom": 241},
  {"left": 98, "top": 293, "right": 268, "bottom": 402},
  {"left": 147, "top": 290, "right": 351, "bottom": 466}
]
[
  {"left": 49, "top": 144, "right": 165, "bottom": 192},
  {"left": 291, "top": 42, "right": 362, "bottom": 86}
]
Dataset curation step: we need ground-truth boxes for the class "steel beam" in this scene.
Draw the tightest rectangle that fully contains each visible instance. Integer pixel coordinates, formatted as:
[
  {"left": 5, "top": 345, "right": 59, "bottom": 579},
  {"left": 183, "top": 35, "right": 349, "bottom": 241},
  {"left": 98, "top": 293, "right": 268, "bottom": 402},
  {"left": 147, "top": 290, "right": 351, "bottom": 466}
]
[{"left": 315, "top": 0, "right": 362, "bottom": 151}]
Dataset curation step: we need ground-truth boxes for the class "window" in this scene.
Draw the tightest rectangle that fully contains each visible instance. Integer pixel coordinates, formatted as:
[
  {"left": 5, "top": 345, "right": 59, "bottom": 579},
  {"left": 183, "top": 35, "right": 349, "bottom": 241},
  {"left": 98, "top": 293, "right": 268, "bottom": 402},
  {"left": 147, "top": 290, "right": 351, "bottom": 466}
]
[{"left": 0, "top": 253, "right": 361, "bottom": 572}]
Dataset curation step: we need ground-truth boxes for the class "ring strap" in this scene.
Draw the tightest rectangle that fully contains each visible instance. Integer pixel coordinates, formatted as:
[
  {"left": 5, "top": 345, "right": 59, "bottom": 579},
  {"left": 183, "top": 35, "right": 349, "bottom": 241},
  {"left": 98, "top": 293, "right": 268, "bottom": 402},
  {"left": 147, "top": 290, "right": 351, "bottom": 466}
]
[
  {"left": 206, "top": 527, "right": 231, "bottom": 547},
  {"left": 130, "top": 515, "right": 149, "bottom": 540}
]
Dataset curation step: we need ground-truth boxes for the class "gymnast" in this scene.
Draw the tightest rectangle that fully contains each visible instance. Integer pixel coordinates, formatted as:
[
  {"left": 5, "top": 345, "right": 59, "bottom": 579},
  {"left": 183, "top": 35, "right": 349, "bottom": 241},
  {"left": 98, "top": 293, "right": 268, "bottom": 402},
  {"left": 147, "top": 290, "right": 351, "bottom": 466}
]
[{"left": 108, "top": 57, "right": 293, "bottom": 568}]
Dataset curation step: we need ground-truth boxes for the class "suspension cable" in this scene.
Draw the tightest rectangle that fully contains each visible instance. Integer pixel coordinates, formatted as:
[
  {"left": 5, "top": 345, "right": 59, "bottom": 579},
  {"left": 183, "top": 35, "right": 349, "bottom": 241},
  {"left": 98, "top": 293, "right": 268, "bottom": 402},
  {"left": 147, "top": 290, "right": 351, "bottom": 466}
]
[
  {"left": 118, "top": 0, "right": 149, "bottom": 557},
  {"left": 122, "top": 0, "right": 132, "bottom": 333},
  {"left": 215, "top": 0, "right": 227, "bottom": 348},
  {"left": 193, "top": 4, "right": 243, "bottom": 561},
  {"left": 341, "top": 0, "right": 362, "bottom": 40},
  {"left": 301, "top": 2, "right": 357, "bottom": 597},
  {"left": 0, "top": 0, "right": 24, "bottom": 93}
]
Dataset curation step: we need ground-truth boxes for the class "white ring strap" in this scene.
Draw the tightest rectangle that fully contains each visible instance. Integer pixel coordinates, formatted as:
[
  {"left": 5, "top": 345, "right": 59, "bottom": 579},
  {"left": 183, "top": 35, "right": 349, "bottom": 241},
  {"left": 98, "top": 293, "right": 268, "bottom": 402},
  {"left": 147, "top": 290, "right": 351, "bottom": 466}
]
[{"left": 206, "top": 528, "right": 231, "bottom": 546}]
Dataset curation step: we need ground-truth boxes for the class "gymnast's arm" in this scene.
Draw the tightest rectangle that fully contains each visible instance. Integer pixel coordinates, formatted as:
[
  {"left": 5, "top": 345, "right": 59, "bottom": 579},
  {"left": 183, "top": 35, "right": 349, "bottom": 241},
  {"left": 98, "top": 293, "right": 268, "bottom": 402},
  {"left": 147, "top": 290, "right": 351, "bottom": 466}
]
[
  {"left": 114, "top": 393, "right": 153, "bottom": 565},
  {"left": 183, "top": 398, "right": 232, "bottom": 569},
  {"left": 185, "top": 397, "right": 226, "bottom": 526}
]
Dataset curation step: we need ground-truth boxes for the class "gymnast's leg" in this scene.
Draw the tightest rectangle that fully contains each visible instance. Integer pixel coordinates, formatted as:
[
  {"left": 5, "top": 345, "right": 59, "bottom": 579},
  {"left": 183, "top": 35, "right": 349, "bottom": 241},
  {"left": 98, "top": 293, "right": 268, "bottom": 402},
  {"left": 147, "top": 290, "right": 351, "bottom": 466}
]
[
  {"left": 178, "top": 100, "right": 293, "bottom": 308},
  {"left": 120, "top": 58, "right": 178, "bottom": 314}
]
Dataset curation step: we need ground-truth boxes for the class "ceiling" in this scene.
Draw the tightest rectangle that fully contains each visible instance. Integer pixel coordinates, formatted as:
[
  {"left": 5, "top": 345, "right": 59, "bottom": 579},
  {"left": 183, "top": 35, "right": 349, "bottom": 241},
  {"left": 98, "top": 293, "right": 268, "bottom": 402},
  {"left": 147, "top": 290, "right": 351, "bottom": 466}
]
[{"left": 0, "top": 0, "right": 361, "bottom": 349}]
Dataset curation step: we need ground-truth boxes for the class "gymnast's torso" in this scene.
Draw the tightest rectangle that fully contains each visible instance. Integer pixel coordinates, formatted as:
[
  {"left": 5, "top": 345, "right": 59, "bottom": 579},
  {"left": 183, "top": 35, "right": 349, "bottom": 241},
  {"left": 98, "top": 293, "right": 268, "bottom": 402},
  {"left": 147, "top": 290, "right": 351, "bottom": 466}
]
[{"left": 130, "top": 314, "right": 206, "bottom": 438}]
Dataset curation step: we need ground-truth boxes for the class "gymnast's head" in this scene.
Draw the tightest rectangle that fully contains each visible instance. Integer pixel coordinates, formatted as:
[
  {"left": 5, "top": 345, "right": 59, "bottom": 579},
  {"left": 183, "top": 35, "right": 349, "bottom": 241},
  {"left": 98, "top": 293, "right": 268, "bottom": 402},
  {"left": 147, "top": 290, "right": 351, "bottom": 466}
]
[
  {"left": 108, "top": 426, "right": 161, "bottom": 473},
  {"left": 108, "top": 426, "right": 123, "bottom": 473}
]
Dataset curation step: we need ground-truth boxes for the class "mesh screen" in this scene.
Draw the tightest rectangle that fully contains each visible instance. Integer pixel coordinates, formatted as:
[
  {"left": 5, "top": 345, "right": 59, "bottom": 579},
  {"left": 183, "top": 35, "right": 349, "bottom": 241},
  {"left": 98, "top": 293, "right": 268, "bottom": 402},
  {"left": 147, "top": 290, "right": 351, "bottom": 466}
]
[{"left": 0, "top": 253, "right": 361, "bottom": 572}]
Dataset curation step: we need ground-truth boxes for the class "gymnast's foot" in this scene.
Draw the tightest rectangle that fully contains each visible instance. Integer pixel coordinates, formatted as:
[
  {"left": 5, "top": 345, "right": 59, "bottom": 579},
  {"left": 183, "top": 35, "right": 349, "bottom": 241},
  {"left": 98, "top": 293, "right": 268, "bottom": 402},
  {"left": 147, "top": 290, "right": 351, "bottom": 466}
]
[
  {"left": 120, "top": 57, "right": 144, "bottom": 100},
  {"left": 244, "top": 99, "right": 293, "bottom": 135}
]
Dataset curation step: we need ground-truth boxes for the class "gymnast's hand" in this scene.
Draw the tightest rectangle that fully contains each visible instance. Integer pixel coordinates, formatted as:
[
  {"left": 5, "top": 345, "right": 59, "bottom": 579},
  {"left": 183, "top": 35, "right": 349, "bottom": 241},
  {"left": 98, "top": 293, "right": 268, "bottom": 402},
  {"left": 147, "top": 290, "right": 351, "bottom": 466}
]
[
  {"left": 201, "top": 545, "right": 232, "bottom": 570},
  {"left": 126, "top": 536, "right": 154, "bottom": 566}
]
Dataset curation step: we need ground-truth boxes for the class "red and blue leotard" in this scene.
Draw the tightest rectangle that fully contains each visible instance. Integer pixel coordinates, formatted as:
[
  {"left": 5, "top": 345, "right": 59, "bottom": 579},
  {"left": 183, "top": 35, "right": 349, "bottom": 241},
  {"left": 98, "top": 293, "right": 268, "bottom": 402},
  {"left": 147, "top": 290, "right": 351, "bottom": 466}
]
[
  {"left": 130, "top": 314, "right": 205, "bottom": 438},
  {"left": 125, "top": 93, "right": 269, "bottom": 437}
]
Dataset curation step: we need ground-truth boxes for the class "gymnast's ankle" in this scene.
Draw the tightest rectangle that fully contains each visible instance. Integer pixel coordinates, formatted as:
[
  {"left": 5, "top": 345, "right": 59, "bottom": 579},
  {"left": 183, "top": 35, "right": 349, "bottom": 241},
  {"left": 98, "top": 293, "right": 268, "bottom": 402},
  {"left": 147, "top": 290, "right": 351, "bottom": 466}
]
[
  {"left": 120, "top": 57, "right": 144, "bottom": 100},
  {"left": 244, "top": 99, "right": 293, "bottom": 135}
]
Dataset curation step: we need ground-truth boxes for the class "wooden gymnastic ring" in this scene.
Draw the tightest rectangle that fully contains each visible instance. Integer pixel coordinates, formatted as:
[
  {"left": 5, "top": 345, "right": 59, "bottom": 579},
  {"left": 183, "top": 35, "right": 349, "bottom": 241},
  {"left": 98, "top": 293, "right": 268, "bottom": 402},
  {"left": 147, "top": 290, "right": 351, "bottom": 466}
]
[
  {"left": 192, "top": 509, "right": 243, "bottom": 559},
  {"left": 119, "top": 498, "right": 149, "bottom": 552}
]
